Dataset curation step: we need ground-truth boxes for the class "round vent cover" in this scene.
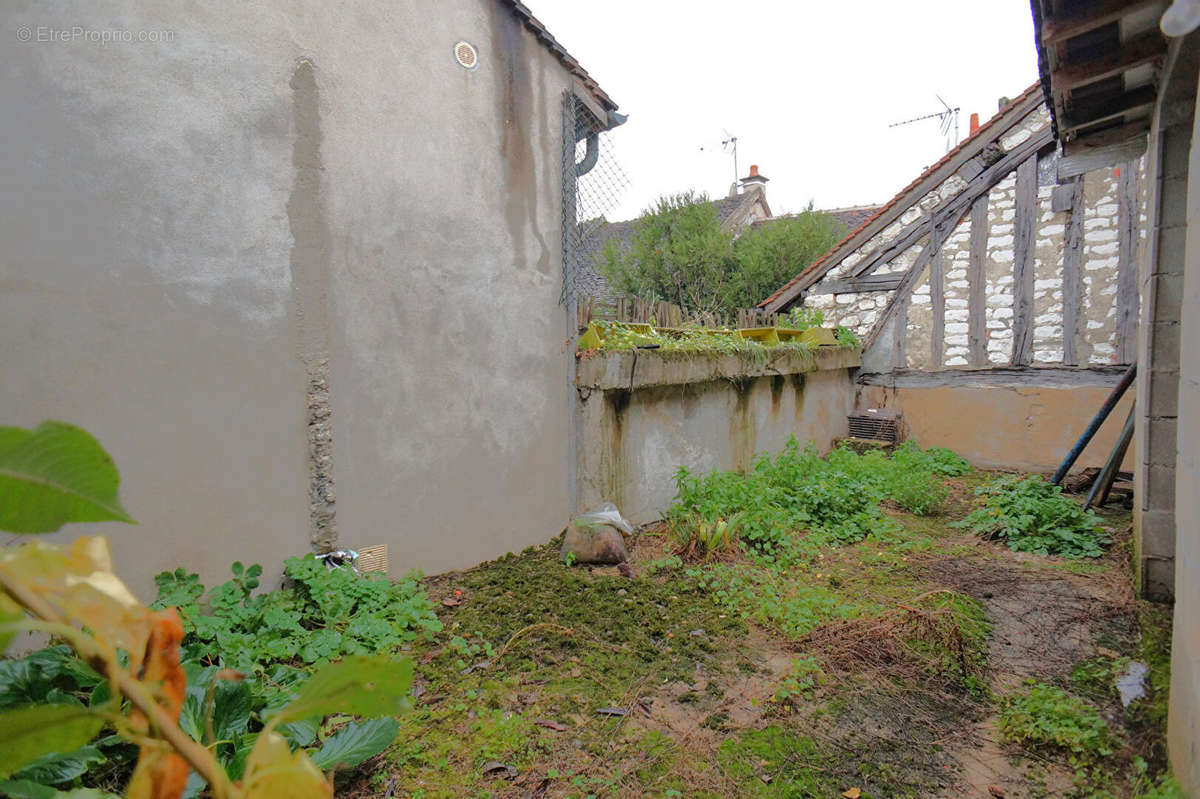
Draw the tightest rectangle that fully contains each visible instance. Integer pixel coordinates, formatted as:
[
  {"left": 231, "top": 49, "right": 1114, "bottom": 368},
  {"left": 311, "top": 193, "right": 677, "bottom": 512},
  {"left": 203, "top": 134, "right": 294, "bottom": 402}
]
[{"left": 454, "top": 41, "right": 478, "bottom": 70}]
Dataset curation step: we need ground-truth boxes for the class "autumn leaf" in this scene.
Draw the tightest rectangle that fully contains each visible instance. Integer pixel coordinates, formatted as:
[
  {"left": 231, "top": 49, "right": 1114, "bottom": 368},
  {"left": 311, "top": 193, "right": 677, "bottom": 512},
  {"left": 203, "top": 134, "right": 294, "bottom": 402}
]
[{"left": 240, "top": 732, "right": 331, "bottom": 799}]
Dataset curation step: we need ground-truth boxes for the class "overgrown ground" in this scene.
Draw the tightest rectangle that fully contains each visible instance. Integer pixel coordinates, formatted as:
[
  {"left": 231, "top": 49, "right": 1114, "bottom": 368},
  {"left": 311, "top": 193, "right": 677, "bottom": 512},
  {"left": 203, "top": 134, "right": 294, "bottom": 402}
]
[{"left": 358, "top": 468, "right": 1174, "bottom": 799}]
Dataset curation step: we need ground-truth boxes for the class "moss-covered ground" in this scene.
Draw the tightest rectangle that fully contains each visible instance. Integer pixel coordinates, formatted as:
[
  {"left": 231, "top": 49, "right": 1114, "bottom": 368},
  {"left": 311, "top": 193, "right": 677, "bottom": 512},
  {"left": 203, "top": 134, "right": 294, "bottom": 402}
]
[{"left": 355, "top": 471, "right": 1172, "bottom": 799}]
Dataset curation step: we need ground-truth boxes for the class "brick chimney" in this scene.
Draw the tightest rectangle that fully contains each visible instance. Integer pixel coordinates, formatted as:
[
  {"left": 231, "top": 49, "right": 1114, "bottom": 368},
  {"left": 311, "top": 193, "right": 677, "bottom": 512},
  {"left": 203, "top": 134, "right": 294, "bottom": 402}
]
[
  {"left": 740, "top": 164, "right": 769, "bottom": 193},
  {"left": 969, "top": 113, "right": 980, "bottom": 136}
]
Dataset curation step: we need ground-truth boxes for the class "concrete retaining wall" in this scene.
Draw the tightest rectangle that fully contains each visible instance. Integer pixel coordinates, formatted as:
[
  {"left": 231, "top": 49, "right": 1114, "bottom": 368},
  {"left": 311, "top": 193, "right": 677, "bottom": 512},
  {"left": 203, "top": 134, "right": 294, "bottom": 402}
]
[{"left": 575, "top": 348, "right": 859, "bottom": 524}]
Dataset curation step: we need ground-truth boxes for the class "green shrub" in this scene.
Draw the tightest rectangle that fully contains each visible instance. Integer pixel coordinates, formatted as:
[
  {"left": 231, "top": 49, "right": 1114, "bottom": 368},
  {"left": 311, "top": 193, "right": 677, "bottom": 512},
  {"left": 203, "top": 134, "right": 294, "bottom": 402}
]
[
  {"left": 998, "top": 682, "right": 1116, "bottom": 760},
  {"left": 953, "top": 474, "right": 1110, "bottom": 558}
]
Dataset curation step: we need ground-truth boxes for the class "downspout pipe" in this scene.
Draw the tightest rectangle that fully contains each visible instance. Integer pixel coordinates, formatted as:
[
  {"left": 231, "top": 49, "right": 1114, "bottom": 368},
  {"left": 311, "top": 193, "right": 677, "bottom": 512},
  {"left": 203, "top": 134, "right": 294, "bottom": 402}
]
[{"left": 576, "top": 131, "right": 599, "bottom": 176}]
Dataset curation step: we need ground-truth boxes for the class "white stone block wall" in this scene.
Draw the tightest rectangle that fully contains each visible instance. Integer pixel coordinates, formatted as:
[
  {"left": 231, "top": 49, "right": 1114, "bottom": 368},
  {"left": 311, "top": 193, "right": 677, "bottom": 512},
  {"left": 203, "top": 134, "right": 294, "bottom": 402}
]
[{"left": 801, "top": 102, "right": 1141, "bottom": 372}]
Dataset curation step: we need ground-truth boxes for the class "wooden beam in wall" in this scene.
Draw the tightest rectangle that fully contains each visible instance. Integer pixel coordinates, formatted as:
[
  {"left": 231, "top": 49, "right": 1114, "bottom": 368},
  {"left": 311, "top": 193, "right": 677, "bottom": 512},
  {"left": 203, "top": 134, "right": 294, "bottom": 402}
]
[
  {"left": 892, "top": 290, "right": 909, "bottom": 370},
  {"left": 930, "top": 228, "right": 945, "bottom": 368},
  {"left": 857, "top": 364, "right": 1130, "bottom": 389},
  {"left": 1011, "top": 155, "right": 1039, "bottom": 366},
  {"left": 861, "top": 205, "right": 971, "bottom": 356},
  {"left": 1116, "top": 162, "right": 1139, "bottom": 363},
  {"left": 1061, "top": 177, "right": 1085, "bottom": 366},
  {"left": 968, "top": 195, "right": 990, "bottom": 367},
  {"left": 808, "top": 273, "right": 905, "bottom": 295},
  {"left": 850, "top": 127, "right": 1056, "bottom": 280}
]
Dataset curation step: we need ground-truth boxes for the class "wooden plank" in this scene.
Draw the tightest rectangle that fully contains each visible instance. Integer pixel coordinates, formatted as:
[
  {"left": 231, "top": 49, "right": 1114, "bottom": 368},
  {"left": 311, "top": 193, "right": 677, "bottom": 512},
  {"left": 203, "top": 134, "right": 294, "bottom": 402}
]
[
  {"left": 1116, "top": 162, "right": 1139, "bottom": 363},
  {"left": 808, "top": 273, "right": 906, "bottom": 295},
  {"left": 1061, "top": 88, "right": 1157, "bottom": 138},
  {"left": 968, "top": 195, "right": 990, "bottom": 367},
  {"left": 1050, "top": 184, "right": 1076, "bottom": 212},
  {"left": 848, "top": 127, "right": 1056, "bottom": 280},
  {"left": 856, "top": 365, "right": 1130, "bottom": 389},
  {"left": 1061, "top": 177, "right": 1085, "bottom": 366},
  {"left": 1055, "top": 29, "right": 1166, "bottom": 92},
  {"left": 1040, "top": 0, "right": 1160, "bottom": 45},
  {"left": 1011, "top": 155, "right": 1038, "bottom": 366},
  {"left": 931, "top": 229, "right": 945, "bottom": 368},
  {"left": 762, "top": 88, "right": 1046, "bottom": 312},
  {"left": 892, "top": 290, "right": 908, "bottom": 370}
]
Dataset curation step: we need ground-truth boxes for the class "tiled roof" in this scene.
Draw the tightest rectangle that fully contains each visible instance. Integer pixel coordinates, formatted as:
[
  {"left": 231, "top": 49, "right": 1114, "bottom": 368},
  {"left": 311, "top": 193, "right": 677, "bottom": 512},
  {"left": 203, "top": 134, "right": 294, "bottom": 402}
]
[
  {"left": 823, "top": 205, "right": 883, "bottom": 231},
  {"left": 758, "top": 82, "right": 1045, "bottom": 309}
]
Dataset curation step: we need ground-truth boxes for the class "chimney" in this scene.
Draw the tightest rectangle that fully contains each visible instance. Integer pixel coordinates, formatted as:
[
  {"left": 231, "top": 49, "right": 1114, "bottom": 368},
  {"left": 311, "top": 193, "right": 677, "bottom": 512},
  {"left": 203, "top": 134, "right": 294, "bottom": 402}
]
[
  {"left": 740, "top": 164, "right": 769, "bottom": 194},
  {"left": 969, "top": 113, "right": 980, "bottom": 136}
]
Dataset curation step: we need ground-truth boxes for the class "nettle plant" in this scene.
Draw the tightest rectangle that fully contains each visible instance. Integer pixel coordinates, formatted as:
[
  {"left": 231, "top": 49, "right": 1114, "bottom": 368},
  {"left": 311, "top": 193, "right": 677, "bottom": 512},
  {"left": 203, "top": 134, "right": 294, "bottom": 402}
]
[{"left": 0, "top": 421, "right": 414, "bottom": 799}]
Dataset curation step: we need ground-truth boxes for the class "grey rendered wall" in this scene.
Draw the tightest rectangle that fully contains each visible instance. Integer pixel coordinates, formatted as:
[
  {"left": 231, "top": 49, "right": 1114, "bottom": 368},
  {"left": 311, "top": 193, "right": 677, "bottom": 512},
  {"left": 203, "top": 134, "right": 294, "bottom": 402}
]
[
  {"left": 576, "top": 352, "right": 858, "bottom": 524},
  {"left": 1167, "top": 40, "right": 1200, "bottom": 799},
  {"left": 1, "top": 1, "right": 574, "bottom": 598}
]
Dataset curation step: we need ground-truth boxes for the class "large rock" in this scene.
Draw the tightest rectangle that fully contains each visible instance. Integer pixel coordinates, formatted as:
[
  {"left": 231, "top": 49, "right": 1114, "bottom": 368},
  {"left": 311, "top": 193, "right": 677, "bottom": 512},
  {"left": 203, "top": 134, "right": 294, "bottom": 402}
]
[{"left": 560, "top": 503, "right": 632, "bottom": 565}]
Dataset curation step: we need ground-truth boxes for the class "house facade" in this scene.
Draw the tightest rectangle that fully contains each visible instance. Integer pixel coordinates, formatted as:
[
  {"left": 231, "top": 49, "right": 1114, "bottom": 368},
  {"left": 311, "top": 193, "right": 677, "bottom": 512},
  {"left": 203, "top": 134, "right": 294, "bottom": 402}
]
[
  {"left": 761, "top": 86, "right": 1144, "bottom": 480},
  {"left": 1, "top": 0, "right": 620, "bottom": 596}
]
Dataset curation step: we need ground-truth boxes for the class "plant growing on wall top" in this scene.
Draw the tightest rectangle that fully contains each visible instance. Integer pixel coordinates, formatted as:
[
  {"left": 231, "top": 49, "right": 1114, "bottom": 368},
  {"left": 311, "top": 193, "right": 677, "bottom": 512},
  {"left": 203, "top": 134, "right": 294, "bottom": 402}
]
[{"left": 0, "top": 421, "right": 414, "bottom": 799}]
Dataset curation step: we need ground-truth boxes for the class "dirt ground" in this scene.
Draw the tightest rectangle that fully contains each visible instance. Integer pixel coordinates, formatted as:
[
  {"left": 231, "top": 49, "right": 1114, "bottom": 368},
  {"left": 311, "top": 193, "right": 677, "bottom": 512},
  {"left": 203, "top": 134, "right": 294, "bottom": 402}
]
[{"left": 353, "top": 472, "right": 1171, "bottom": 799}]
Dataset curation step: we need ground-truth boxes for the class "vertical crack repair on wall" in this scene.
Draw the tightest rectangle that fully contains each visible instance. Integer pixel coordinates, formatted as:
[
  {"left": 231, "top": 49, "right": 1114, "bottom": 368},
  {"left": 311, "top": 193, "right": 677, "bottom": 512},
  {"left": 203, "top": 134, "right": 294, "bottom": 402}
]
[{"left": 288, "top": 58, "right": 337, "bottom": 553}]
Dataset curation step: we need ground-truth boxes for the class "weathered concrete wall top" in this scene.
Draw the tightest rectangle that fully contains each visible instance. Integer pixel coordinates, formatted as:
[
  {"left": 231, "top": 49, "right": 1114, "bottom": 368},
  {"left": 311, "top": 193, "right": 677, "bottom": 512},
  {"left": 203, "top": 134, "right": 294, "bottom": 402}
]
[
  {"left": 1, "top": 0, "right": 583, "bottom": 596},
  {"left": 576, "top": 349, "right": 859, "bottom": 524}
]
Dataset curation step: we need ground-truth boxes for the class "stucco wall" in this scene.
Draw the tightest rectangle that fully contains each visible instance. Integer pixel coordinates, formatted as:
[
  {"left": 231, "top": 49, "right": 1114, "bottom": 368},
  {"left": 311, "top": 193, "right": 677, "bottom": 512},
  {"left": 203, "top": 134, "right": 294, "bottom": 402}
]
[
  {"left": 1166, "top": 38, "right": 1200, "bottom": 798},
  {"left": 857, "top": 382, "right": 1136, "bottom": 474},
  {"left": 576, "top": 349, "right": 858, "bottom": 524},
  {"left": 1, "top": 1, "right": 579, "bottom": 598}
]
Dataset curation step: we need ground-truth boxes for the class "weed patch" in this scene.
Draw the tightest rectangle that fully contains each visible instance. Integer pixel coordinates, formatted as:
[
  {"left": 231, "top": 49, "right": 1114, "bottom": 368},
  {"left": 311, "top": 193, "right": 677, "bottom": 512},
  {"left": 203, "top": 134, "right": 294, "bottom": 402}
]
[
  {"left": 955, "top": 474, "right": 1111, "bottom": 558},
  {"left": 998, "top": 681, "right": 1116, "bottom": 761}
]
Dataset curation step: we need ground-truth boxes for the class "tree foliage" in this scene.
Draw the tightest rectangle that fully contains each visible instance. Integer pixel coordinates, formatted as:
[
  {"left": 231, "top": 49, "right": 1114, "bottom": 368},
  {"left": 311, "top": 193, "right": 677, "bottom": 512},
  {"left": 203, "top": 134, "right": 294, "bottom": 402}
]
[{"left": 598, "top": 192, "right": 845, "bottom": 314}]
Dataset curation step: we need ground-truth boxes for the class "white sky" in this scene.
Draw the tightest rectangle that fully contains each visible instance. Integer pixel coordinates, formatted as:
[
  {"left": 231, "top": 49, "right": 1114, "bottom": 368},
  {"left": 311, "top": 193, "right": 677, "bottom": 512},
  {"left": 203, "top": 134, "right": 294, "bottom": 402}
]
[{"left": 530, "top": 0, "right": 1040, "bottom": 221}]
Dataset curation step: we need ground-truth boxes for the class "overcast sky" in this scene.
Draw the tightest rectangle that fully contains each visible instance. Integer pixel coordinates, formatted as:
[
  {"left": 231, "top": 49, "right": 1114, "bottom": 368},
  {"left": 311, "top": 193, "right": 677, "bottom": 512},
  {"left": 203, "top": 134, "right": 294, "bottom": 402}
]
[{"left": 531, "top": 0, "right": 1040, "bottom": 221}]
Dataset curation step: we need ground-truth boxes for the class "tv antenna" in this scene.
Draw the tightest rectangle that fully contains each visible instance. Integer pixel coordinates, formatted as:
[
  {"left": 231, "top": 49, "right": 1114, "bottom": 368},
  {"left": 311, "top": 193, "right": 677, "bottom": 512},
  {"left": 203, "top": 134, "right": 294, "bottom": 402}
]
[
  {"left": 700, "top": 131, "right": 739, "bottom": 185},
  {"left": 890, "top": 95, "right": 960, "bottom": 153}
]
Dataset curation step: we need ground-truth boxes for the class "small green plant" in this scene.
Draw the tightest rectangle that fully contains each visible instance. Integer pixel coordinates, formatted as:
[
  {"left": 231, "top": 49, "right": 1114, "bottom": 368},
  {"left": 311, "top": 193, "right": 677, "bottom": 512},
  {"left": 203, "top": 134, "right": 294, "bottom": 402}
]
[
  {"left": 772, "top": 656, "right": 823, "bottom": 704},
  {"left": 954, "top": 474, "right": 1110, "bottom": 558},
  {"left": 834, "top": 325, "right": 859, "bottom": 348},
  {"left": 998, "top": 682, "right": 1116, "bottom": 761},
  {"left": 784, "top": 307, "right": 824, "bottom": 331}
]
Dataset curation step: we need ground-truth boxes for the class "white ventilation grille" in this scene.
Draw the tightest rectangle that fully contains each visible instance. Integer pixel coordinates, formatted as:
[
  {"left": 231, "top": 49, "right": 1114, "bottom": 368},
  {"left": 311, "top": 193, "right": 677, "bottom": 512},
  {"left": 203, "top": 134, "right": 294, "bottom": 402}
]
[{"left": 454, "top": 41, "right": 478, "bottom": 70}]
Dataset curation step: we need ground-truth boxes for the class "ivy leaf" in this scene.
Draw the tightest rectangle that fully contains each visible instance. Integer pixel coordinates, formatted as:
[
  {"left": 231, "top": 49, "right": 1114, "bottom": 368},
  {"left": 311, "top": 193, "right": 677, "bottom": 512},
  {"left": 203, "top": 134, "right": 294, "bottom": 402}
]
[
  {"left": 274, "top": 656, "right": 413, "bottom": 723},
  {"left": 12, "top": 745, "right": 105, "bottom": 785},
  {"left": 308, "top": 719, "right": 399, "bottom": 770},
  {"left": 0, "top": 704, "right": 104, "bottom": 779},
  {"left": 0, "top": 422, "right": 135, "bottom": 534}
]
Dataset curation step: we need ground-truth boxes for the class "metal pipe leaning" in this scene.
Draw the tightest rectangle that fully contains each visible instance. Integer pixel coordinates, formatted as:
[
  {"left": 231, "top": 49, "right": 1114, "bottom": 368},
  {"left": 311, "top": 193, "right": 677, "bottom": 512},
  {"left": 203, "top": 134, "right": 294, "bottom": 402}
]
[{"left": 1050, "top": 361, "right": 1137, "bottom": 485}]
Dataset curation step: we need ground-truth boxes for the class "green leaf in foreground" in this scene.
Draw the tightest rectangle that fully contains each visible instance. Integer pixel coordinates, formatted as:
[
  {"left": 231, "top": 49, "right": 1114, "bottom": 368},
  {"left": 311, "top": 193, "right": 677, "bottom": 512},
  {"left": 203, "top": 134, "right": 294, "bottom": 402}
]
[
  {"left": 0, "top": 422, "right": 135, "bottom": 533},
  {"left": 0, "top": 704, "right": 104, "bottom": 778},
  {"left": 12, "top": 745, "right": 105, "bottom": 785},
  {"left": 308, "top": 718, "right": 399, "bottom": 770},
  {"left": 274, "top": 655, "right": 413, "bottom": 723}
]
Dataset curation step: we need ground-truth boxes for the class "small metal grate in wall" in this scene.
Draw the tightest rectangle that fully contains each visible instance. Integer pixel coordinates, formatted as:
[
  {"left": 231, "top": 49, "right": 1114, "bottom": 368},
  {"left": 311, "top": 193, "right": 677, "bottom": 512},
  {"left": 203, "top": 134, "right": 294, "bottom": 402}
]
[
  {"left": 848, "top": 408, "right": 901, "bottom": 444},
  {"left": 454, "top": 41, "right": 478, "bottom": 70}
]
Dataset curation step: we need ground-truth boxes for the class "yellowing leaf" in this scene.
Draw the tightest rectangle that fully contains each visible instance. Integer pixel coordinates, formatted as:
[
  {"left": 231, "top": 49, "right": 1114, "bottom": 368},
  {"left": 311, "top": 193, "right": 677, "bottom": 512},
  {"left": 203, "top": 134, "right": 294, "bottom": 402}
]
[
  {"left": 0, "top": 421, "right": 135, "bottom": 534},
  {"left": 843, "top": 789, "right": 862, "bottom": 799},
  {"left": 0, "top": 704, "right": 104, "bottom": 778},
  {"left": 241, "top": 732, "right": 330, "bottom": 799},
  {"left": 0, "top": 537, "right": 152, "bottom": 667},
  {"left": 124, "top": 745, "right": 189, "bottom": 799}
]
